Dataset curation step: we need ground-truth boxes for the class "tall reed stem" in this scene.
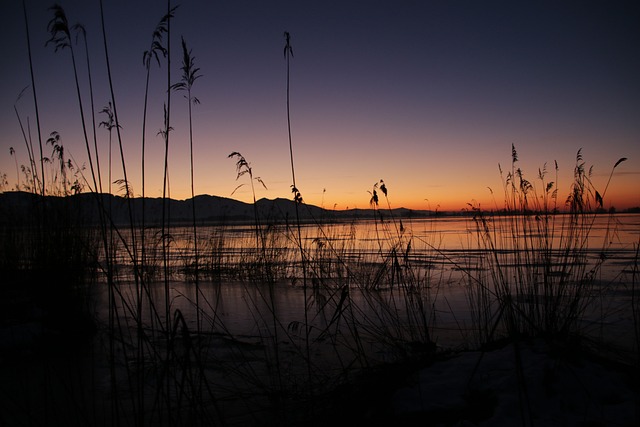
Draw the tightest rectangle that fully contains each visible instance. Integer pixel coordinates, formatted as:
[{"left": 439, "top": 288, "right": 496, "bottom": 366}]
[
  {"left": 284, "top": 31, "right": 312, "bottom": 383},
  {"left": 22, "top": 0, "right": 45, "bottom": 196},
  {"left": 99, "top": 0, "right": 144, "bottom": 422},
  {"left": 161, "top": 0, "right": 175, "bottom": 421},
  {"left": 76, "top": 24, "right": 103, "bottom": 194},
  {"left": 173, "top": 36, "right": 202, "bottom": 330},
  {"left": 142, "top": 8, "right": 172, "bottom": 290}
]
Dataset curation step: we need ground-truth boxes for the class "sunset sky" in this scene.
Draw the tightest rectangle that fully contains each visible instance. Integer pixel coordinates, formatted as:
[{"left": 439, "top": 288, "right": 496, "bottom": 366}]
[{"left": 1, "top": 0, "right": 638, "bottom": 211}]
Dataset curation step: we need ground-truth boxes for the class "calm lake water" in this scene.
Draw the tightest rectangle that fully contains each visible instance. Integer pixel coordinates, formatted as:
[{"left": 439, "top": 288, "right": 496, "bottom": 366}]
[
  {"left": 110, "top": 213, "right": 640, "bottom": 280},
  {"left": 4, "top": 213, "right": 638, "bottom": 426},
  {"left": 98, "top": 213, "right": 640, "bottom": 353}
]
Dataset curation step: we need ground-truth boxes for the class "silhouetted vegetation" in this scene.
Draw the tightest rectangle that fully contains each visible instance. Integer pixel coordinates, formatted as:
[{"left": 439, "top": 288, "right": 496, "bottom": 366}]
[{"left": 0, "top": 3, "right": 637, "bottom": 427}]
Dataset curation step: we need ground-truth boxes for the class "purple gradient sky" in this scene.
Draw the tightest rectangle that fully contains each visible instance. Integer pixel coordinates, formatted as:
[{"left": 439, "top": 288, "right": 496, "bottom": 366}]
[{"left": 1, "top": 0, "right": 638, "bottom": 211}]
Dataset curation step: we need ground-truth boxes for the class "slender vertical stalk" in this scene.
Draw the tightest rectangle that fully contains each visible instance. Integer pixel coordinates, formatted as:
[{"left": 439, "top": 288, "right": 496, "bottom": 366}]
[
  {"left": 172, "top": 36, "right": 202, "bottom": 331},
  {"left": 75, "top": 24, "right": 103, "bottom": 194},
  {"left": 161, "top": 1, "right": 174, "bottom": 422},
  {"left": 161, "top": 1, "right": 174, "bottom": 340},
  {"left": 22, "top": 0, "right": 45, "bottom": 196},
  {"left": 284, "top": 31, "right": 311, "bottom": 382},
  {"left": 98, "top": 103, "right": 117, "bottom": 195},
  {"left": 99, "top": 0, "right": 143, "bottom": 423},
  {"left": 97, "top": 102, "right": 120, "bottom": 422},
  {"left": 98, "top": 0, "right": 139, "bottom": 276},
  {"left": 188, "top": 51, "right": 200, "bottom": 331},
  {"left": 142, "top": 8, "right": 173, "bottom": 300}
]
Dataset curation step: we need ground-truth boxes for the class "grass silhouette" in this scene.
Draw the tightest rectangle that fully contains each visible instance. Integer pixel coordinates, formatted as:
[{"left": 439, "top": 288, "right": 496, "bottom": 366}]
[{"left": 0, "top": 3, "right": 636, "bottom": 426}]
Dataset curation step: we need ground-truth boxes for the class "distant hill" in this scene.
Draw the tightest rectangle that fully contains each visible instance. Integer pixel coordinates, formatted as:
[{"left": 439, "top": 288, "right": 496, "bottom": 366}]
[{"left": 0, "top": 191, "right": 434, "bottom": 226}]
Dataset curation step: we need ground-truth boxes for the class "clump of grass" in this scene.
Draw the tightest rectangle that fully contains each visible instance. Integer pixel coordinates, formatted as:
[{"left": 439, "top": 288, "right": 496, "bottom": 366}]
[{"left": 465, "top": 146, "right": 627, "bottom": 346}]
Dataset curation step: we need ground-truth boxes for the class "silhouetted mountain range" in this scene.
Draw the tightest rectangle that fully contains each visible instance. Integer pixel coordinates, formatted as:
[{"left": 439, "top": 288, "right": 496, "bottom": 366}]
[{"left": 0, "top": 191, "right": 434, "bottom": 226}]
